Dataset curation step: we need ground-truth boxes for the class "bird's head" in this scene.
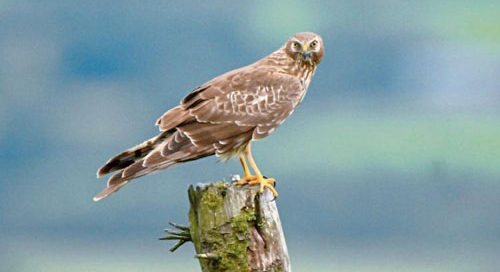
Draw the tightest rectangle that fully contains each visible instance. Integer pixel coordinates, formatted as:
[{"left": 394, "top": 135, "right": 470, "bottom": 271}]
[{"left": 284, "top": 32, "right": 324, "bottom": 65}]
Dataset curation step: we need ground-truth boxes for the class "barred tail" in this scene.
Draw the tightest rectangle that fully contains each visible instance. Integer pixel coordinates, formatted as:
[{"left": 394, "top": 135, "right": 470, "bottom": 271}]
[
  {"left": 93, "top": 128, "right": 214, "bottom": 202},
  {"left": 96, "top": 130, "right": 173, "bottom": 177}
]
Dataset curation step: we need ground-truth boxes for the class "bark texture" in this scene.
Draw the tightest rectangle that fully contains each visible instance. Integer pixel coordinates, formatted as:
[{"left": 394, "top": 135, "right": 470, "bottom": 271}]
[{"left": 188, "top": 181, "right": 291, "bottom": 272}]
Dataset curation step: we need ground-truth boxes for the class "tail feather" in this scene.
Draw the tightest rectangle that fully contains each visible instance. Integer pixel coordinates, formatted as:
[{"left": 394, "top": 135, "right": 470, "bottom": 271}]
[
  {"left": 96, "top": 130, "right": 173, "bottom": 177},
  {"left": 93, "top": 159, "right": 178, "bottom": 202},
  {"left": 93, "top": 180, "right": 129, "bottom": 202},
  {"left": 94, "top": 128, "right": 216, "bottom": 202}
]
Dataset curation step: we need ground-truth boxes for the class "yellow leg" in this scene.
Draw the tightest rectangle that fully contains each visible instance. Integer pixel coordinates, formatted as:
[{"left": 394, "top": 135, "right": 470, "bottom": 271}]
[
  {"left": 240, "top": 155, "right": 251, "bottom": 177},
  {"left": 244, "top": 143, "right": 278, "bottom": 198},
  {"left": 236, "top": 155, "right": 256, "bottom": 185}
]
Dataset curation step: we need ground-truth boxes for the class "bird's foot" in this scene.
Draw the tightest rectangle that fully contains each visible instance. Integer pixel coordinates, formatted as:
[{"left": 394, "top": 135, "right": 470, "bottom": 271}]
[
  {"left": 248, "top": 175, "right": 278, "bottom": 199},
  {"left": 235, "top": 175, "right": 257, "bottom": 186}
]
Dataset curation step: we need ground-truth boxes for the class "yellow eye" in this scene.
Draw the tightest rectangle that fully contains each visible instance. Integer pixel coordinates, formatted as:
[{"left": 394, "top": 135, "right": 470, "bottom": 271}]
[
  {"left": 293, "top": 42, "right": 300, "bottom": 49},
  {"left": 310, "top": 41, "right": 318, "bottom": 48}
]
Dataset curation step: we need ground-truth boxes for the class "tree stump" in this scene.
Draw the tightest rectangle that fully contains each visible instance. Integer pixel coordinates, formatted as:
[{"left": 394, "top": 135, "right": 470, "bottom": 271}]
[{"left": 165, "top": 180, "right": 291, "bottom": 272}]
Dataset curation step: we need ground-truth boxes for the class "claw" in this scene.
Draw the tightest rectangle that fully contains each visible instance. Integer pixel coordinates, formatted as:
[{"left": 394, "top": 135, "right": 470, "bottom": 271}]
[
  {"left": 236, "top": 175, "right": 257, "bottom": 186},
  {"left": 236, "top": 144, "right": 278, "bottom": 199},
  {"left": 248, "top": 176, "right": 278, "bottom": 199}
]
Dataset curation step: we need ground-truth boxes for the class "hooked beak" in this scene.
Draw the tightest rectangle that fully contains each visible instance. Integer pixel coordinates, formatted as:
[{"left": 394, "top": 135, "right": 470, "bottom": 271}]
[{"left": 301, "top": 44, "right": 311, "bottom": 59}]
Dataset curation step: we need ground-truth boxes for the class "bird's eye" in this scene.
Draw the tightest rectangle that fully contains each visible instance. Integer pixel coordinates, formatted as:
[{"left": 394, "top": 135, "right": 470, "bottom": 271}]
[
  {"left": 310, "top": 40, "right": 318, "bottom": 48},
  {"left": 293, "top": 42, "right": 300, "bottom": 49}
]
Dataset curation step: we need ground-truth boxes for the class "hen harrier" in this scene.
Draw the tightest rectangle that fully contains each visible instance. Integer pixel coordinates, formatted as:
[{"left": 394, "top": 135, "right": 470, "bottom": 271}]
[{"left": 95, "top": 32, "right": 324, "bottom": 201}]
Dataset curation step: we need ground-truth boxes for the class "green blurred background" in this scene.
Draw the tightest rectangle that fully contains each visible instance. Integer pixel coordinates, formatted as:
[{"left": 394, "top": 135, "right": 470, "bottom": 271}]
[{"left": 1, "top": 1, "right": 500, "bottom": 271}]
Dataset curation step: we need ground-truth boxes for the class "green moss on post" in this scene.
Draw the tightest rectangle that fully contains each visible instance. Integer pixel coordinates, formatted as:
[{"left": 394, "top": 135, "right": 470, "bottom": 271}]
[{"left": 187, "top": 181, "right": 291, "bottom": 272}]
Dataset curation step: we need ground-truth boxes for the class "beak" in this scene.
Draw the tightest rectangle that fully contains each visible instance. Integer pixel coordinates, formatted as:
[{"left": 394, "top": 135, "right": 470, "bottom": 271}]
[{"left": 301, "top": 45, "right": 311, "bottom": 59}]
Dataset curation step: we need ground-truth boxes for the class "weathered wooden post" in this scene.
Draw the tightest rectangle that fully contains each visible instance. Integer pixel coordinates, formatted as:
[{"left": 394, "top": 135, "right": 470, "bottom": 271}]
[{"left": 162, "top": 180, "right": 291, "bottom": 272}]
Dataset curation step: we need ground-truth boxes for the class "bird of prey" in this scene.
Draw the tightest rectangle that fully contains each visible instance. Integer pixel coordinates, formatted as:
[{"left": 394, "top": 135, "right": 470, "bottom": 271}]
[{"left": 94, "top": 32, "right": 324, "bottom": 201}]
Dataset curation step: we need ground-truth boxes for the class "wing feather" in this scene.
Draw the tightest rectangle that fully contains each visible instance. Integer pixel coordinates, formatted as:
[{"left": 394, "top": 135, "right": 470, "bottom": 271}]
[{"left": 183, "top": 69, "right": 303, "bottom": 128}]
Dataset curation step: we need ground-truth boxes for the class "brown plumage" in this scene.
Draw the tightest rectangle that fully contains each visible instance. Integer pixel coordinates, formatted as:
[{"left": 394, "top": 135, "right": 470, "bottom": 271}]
[{"left": 94, "top": 32, "right": 324, "bottom": 201}]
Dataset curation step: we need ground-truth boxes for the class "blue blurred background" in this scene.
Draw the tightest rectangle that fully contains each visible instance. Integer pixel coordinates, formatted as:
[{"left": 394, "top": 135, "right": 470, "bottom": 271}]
[{"left": 1, "top": 1, "right": 500, "bottom": 271}]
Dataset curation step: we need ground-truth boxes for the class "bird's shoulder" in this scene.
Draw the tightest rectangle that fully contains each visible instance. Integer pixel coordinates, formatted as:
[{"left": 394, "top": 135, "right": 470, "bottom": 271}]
[
  {"left": 182, "top": 63, "right": 302, "bottom": 107},
  {"left": 156, "top": 60, "right": 302, "bottom": 131}
]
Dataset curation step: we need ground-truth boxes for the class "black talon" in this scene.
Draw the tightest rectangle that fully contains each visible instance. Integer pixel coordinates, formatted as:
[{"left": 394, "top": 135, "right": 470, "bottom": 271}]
[{"left": 261, "top": 176, "right": 276, "bottom": 187}]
